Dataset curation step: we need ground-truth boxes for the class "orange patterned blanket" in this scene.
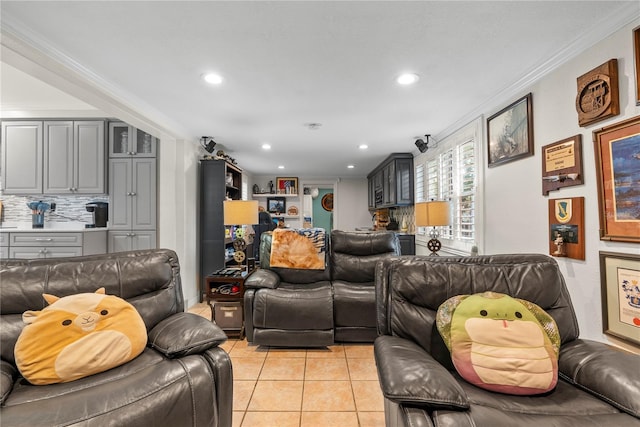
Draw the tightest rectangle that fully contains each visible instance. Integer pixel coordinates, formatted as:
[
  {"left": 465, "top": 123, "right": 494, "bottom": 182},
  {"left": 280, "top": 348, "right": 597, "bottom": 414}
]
[{"left": 270, "top": 228, "right": 326, "bottom": 270}]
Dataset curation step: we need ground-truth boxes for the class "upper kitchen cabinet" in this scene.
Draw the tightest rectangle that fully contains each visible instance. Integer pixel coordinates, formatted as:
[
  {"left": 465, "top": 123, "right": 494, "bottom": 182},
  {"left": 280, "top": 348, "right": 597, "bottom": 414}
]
[
  {"left": 367, "top": 153, "right": 414, "bottom": 209},
  {"left": 43, "top": 121, "right": 105, "bottom": 194},
  {"left": 1, "top": 121, "right": 43, "bottom": 194},
  {"left": 109, "top": 122, "right": 157, "bottom": 158},
  {"left": 2, "top": 120, "right": 105, "bottom": 195}
]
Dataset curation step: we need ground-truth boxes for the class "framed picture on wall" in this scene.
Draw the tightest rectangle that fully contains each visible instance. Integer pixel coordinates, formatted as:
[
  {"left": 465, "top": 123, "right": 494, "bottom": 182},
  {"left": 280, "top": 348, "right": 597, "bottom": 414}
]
[
  {"left": 487, "top": 93, "right": 534, "bottom": 167},
  {"left": 599, "top": 251, "right": 640, "bottom": 345},
  {"left": 275, "top": 177, "right": 298, "bottom": 194},
  {"left": 266, "top": 197, "right": 286, "bottom": 214},
  {"left": 593, "top": 115, "right": 640, "bottom": 243}
]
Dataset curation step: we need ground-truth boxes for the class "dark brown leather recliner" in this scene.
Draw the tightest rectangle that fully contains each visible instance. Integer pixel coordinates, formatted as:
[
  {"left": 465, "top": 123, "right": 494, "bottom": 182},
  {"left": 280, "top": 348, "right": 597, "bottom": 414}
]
[
  {"left": 0, "top": 249, "right": 233, "bottom": 427},
  {"left": 244, "top": 230, "right": 400, "bottom": 347},
  {"left": 374, "top": 254, "right": 640, "bottom": 427}
]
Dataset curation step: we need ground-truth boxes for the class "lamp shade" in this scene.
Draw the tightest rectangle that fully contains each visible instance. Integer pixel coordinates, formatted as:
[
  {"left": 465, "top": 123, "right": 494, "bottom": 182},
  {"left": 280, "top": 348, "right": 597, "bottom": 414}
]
[
  {"left": 223, "top": 200, "right": 259, "bottom": 225},
  {"left": 414, "top": 201, "right": 450, "bottom": 227}
]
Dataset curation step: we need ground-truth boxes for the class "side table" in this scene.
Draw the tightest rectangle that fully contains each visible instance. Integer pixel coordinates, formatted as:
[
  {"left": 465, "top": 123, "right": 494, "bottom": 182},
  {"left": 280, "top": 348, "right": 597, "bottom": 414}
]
[{"left": 205, "top": 268, "right": 254, "bottom": 338}]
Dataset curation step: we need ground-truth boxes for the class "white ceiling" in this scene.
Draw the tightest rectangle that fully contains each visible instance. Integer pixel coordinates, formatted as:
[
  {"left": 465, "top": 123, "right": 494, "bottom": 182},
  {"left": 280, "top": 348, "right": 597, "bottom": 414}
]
[{"left": 1, "top": 1, "right": 637, "bottom": 177}]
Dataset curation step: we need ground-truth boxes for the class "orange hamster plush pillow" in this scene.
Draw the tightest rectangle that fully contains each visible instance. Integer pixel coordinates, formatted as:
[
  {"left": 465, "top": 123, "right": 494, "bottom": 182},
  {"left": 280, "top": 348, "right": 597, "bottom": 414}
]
[{"left": 14, "top": 288, "right": 147, "bottom": 385}]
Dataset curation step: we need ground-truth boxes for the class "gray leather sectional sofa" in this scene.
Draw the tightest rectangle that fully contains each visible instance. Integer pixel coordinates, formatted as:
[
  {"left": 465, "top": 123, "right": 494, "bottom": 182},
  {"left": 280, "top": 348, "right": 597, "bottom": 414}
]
[
  {"left": 0, "top": 249, "right": 233, "bottom": 427},
  {"left": 244, "top": 229, "right": 401, "bottom": 347},
  {"left": 374, "top": 254, "right": 640, "bottom": 426}
]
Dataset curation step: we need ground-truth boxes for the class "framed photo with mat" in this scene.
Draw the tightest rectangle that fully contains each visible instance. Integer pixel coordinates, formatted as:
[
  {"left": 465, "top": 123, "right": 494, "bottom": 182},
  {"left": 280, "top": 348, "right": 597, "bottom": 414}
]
[{"left": 487, "top": 93, "right": 534, "bottom": 167}]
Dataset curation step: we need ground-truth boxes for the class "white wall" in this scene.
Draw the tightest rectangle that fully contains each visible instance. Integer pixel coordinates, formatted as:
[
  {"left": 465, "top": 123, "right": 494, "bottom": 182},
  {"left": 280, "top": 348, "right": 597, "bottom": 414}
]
[
  {"left": 479, "top": 22, "right": 639, "bottom": 352},
  {"left": 335, "top": 178, "right": 372, "bottom": 231}
]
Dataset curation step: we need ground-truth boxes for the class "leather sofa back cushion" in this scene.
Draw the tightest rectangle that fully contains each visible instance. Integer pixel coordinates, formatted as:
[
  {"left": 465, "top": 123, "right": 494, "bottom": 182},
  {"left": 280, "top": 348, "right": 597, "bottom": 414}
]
[
  {"left": 331, "top": 230, "right": 400, "bottom": 282},
  {"left": 377, "top": 255, "right": 579, "bottom": 356},
  {"left": 0, "top": 249, "right": 182, "bottom": 365},
  {"left": 436, "top": 291, "right": 560, "bottom": 395},
  {"left": 14, "top": 288, "right": 147, "bottom": 385}
]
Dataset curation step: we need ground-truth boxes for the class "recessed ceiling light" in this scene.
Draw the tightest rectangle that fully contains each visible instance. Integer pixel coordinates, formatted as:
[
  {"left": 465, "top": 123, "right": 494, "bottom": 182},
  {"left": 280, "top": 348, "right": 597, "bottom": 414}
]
[
  {"left": 262, "top": 143, "right": 271, "bottom": 150},
  {"left": 358, "top": 144, "right": 368, "bottom": 150},
  {"left": 278, "top": 165, "right": 285, "bottom": 169},
  {"left": 203, "top": 73, "right": 223, "bottom": 85},
  {"left": 347, "top": 164, "right": 355, "bottom": 169},
  {"left": 396, "top": 73, "right": 420, "bottom": 85}
]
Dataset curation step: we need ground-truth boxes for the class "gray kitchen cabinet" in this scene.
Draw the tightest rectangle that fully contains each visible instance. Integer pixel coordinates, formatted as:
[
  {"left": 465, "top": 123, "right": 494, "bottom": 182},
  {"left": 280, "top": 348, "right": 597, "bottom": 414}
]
[
  {"left": 108, "top": 231, "right": 156, "bottom": 253},
  {"left": 0, "top": 233, "right": 8, "bottom": 259},
  {"left": 108, "top": 120, "right": 157, "bottom": 254},
  {"left": 1, "top": 121, "right": 43, "bottom": 194},
  {"left": 367, "top": 153, "right": 414, "bottom": 209},
  {"left": 43, "top": 120, "right": 105, "bottom": 194},
  {"left": 108, "top": 122, "right": 157, "bottom": 158},
  {"left": 109, "top": 158, "right": 156, "bottom": 230},
  {"left": 8, "top": 232, "right": 83, "bottom": 259}
]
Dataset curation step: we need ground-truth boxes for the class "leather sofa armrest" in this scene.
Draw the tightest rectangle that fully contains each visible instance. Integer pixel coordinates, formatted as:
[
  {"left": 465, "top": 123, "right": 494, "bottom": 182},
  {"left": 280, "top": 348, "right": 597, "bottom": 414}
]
[
  {"left": 374, "top": 335, "right": 469, "bottom": 410},
  {"left": 148, "top": 312, "right": 227, "bottom": 358},
  {"left": 245, "top": 269, "right": 280, "bottom": 289},
  {"left": 1, "top": 359, "right": 18, "bottom": 406},
  {"left": 559, "top": 339, "right": 640, "bottom": 418}
]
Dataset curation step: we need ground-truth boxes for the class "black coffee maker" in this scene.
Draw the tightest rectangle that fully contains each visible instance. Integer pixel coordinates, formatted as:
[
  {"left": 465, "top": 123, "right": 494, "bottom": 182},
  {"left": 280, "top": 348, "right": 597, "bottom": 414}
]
[{"left": 85, "top": 202, "right": 108, "bottom": 228}]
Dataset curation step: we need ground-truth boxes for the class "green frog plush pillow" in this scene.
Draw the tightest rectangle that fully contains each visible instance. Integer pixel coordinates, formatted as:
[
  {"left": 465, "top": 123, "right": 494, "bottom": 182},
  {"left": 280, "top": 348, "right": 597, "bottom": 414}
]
[{"left": 436, "top": 291, "right": 560, "bottom": 395}]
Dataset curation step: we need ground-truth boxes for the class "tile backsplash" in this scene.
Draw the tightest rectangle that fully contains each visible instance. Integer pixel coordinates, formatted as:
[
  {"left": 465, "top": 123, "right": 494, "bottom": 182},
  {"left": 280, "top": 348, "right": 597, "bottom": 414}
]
[{"left": 1, "top": 194, "right": 108, "bottom": 224}]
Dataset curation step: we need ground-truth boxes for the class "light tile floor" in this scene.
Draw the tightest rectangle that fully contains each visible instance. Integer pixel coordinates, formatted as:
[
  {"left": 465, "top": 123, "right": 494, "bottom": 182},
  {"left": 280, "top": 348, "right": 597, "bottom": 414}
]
[{"left": 188, "top": 303, "right": 385, "bottom": 427}]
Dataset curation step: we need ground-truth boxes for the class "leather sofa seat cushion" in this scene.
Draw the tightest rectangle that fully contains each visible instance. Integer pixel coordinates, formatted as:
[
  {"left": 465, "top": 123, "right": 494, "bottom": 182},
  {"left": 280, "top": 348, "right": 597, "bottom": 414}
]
[
  {"left": 333, "top": 281, "right": 376, "bottom": 328},
  {"left": 430, "top": 376, "right": 635, "bottom": 426},
  {"left": 252, "top": 283, "right": 333, "bottom": 330},
  {"left": 1, "top": 348, "right": 221, "bottom": 426}
]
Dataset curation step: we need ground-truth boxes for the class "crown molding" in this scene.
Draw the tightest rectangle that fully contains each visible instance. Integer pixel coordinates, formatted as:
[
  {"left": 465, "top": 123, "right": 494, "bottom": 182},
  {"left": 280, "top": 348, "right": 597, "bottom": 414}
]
[
  {"left": 0, "top": 19, "right": 190, "bottom": 141},
  {"left": 434, "top": 2, "right": 640, "bottom": 143}
]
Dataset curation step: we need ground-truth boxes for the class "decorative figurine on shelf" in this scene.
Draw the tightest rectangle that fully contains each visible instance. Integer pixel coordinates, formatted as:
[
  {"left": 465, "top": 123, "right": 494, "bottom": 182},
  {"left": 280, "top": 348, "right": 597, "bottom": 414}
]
[
  {"left": 268, "top": 180, "right": 274, "bottom": 194},
  {"left": 553, "top": 232, "right": 566, "bottom": 257}
]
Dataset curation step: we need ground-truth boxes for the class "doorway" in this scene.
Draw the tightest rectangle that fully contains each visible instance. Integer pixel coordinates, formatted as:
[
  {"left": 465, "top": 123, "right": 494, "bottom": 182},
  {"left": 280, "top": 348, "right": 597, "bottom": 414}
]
[{"left": 312, "top": 188, "right": 333, "bottom": 232}]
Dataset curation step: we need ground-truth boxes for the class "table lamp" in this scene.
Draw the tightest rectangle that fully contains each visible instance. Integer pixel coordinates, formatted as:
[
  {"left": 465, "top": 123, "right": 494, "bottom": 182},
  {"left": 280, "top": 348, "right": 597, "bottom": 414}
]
[
  {"left": 415, "top": 200, "right": 450, "bottom": 255},
  {"left": 224, "top": 200, "right": 259, "bottom": 269}
]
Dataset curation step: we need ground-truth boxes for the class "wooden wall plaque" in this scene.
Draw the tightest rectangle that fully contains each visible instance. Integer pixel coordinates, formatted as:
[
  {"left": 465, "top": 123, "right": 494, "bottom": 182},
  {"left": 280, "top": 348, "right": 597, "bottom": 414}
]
[
  {"left": 576, "top": 59, "right": 619, "bottom": 127},
  {"left": 548, "top": 197, "right": 585, "bottom": 260},
  {"left": 541, "top": 135, "right": 583, "bottom": 195}
]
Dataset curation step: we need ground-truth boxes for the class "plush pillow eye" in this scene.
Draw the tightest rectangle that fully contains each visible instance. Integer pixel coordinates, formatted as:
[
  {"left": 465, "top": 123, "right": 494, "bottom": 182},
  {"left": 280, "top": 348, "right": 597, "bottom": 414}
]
[
  {"left": 100, "top": 310, "right": 108, "bottom": 316},
  {"left": 515, "top": 311, "right": 522, "bottom": 318},
  {"left": 480, "top": 310, "right": 488, "bottom": 316},
  {"left": 62, "top": 319, "right": 72, "bottom": 326}
]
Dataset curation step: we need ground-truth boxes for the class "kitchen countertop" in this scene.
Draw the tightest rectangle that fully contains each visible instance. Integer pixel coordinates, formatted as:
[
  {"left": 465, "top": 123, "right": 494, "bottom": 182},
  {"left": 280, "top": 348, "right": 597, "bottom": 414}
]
[{"left": 0, "top": 222, "right": 108, "bottom": 232}]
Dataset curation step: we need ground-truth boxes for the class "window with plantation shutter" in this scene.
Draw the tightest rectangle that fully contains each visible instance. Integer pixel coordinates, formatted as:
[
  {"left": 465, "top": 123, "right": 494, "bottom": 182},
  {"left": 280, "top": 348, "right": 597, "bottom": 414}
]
[{"left": 414, "top": 118, "right": 482, "bottom": 254}]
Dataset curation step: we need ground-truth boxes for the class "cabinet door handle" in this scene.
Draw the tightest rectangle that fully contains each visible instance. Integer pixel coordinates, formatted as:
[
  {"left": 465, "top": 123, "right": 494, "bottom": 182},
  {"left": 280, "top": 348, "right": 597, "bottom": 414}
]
[
  {"left": 35, "top": 238, "right": 53, "bottom": 242},
  {"left": 130, "top": 192, "right": 136, "bottom": 196}
]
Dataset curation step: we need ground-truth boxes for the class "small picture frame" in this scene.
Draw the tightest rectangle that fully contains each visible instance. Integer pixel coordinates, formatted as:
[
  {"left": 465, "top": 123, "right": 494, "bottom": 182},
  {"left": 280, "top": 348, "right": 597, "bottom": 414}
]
[
  {"left": 599, "top": 251, "right": 640, "bottom": 345},
  {"left": 487, "top": 93, "right": 534, "bottom": 167},
  {"left": 266, "top": 197, "right": 286, "bottom": 214},
  {"left": 593, "top": 116, "right": 640, "bottom": 243},
  {"left": 275, "top": 177, "right": 298, "bottom": 195}
]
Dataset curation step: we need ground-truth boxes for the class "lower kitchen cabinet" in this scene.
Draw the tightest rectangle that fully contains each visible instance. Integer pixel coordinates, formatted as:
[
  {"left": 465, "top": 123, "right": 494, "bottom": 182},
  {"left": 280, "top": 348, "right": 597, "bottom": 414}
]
[
  {"left": 1, "top": 230, "right": 107, "bottom": 259},
  {"left": 108, "top": 231, "right": 156, "bottom": 252},
  {"left": 8, "top": 232, "right": 83, "bottom": 259},
  {"left": 9, "top": 246, "right": 82, "bottom": 259}
]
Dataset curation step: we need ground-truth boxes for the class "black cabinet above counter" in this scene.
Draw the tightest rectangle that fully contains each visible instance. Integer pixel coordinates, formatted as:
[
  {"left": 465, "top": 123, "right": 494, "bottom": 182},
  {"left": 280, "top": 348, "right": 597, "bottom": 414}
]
[{"left": 367, "top": 153, "right": 414, "bottom": 209}]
